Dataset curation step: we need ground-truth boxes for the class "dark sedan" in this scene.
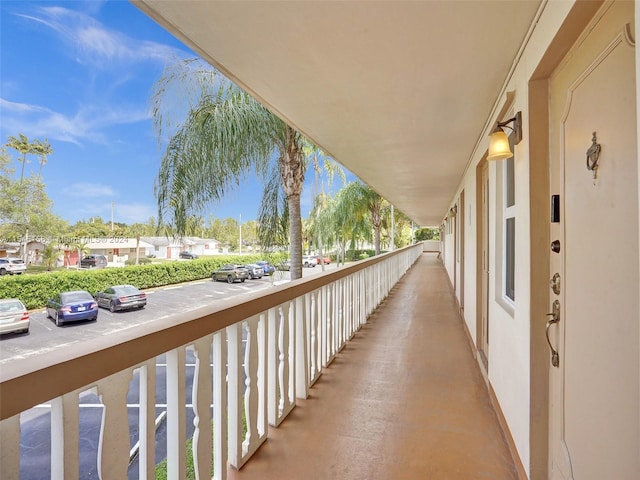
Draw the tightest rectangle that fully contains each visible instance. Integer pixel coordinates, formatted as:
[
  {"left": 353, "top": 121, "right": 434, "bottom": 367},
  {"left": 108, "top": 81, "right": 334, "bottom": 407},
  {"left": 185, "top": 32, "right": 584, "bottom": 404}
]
[
  {"left": 179, "top": 251, "right": 199, "bottom": 259},
  {"left": 212, "top": 264, "right": 249, "bottom": 283},
  {"left": 95, "top": 285, "right": 147, "bottom": 312},
  {"left": 46, "top": 290, "right": 98, "bottom": 326}
]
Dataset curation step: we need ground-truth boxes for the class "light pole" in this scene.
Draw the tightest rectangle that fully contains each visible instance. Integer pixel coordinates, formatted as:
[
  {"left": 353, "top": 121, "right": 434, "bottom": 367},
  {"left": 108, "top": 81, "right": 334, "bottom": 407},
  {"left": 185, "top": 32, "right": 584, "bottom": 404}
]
[{"left": 239, "top": 214, "right": 242, "bottom": 254}]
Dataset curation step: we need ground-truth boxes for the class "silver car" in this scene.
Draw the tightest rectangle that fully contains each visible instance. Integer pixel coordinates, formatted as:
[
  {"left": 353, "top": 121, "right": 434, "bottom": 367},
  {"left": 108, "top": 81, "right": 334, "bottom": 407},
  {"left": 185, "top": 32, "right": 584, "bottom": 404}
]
[
  {"left": 244, "top": 264, "right": 265, "bottom": 279},
  {"left": 0, "top": 299, "right": 30, "bottom": 335}
]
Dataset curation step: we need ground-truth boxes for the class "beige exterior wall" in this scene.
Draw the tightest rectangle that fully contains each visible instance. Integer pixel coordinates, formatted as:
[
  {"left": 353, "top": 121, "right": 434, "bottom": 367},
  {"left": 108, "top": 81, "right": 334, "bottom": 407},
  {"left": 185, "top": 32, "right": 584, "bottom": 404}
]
[{"left": 440, "top": 1, "right": 604, "bottom": 476}]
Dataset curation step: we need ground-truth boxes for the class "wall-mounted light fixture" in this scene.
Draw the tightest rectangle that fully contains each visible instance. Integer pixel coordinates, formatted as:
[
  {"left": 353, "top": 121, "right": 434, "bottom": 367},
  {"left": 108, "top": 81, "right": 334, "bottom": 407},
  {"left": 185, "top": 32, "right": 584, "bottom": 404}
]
[{"left": 488, "top": 111, "right": 522, "bottom": 161}]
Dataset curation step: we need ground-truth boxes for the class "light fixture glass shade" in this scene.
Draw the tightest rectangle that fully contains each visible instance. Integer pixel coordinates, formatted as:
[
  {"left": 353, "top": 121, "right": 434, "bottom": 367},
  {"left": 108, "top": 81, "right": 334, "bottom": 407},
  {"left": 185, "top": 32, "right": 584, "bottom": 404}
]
[{"left": 487, "top": 129, "right": 513, "bottom": 161}]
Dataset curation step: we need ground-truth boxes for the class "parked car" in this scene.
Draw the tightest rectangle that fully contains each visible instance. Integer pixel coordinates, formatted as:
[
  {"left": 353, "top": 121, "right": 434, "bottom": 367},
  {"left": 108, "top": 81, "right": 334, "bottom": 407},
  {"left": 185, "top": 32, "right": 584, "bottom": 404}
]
[
  {"left": 0, "top": 257, "right": 26, "bottom": 275},
  {"left": 243, "top": 264, "right": 265, "bottom": 279},
  {"left": 256, "top": 260, "right": 275, "bottom": 276},
  {"left": 80, "top": 254, "right": 107, "bottom": 269},
  {"left": 302, "top": 255, "right": 316, "bottom": 268},
  {"left": 316, "top": 255, "right": 332, "bottom": 265},
  {"left": 95, "top": 285, "right": 147, "bottom": 312},
  {"left": 0, "top": 299, "right": 29, "bottom": 335},
  {"left": 276, "top": 259, "right": 291, "bottom": 271},
  {"left": 46, "top": 290, "right": 98, "bottom": 326},
  {"left": 212, "top": 264, "right": 249, "bottom": 283},
  {"left": 179, "top": 251, "right": 199, "bottom": 259}
]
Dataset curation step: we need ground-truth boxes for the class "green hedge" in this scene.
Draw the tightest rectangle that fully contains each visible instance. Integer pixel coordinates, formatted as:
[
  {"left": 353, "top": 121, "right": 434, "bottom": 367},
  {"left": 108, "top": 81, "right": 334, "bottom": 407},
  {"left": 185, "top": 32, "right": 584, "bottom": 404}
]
[{"left": 1, "top": 254, "right": 287, "bottom": 310}]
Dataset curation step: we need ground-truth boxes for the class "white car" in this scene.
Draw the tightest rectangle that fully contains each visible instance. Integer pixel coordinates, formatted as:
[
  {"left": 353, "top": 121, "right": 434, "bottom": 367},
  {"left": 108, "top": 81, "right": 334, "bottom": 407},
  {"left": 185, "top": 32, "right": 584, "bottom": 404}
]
[
  {"left": 302, "top": 255, "right": 316, "bottom": 268},
  {"left": 0, "top": 257, "right": 26, "bottom": 275},
  {"left": 0, "top": 299, "right": 29, "bottom": 335}
]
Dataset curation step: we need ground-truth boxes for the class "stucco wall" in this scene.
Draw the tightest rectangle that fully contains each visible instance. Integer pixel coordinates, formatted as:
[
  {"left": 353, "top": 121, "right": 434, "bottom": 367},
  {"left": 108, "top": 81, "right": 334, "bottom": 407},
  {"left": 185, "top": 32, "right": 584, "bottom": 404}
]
[{"left": 439, "top": 1, "right": 580, "bottom": 475}]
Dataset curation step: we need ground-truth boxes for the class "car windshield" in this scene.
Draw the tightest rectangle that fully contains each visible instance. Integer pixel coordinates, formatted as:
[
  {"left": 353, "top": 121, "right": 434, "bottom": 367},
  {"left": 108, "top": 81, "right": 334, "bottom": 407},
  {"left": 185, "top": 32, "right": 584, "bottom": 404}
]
[
  {"left": 9, "top": 259, "right": 24, "bottom": 265},
  {"left": 61, "top": 292, "right": 93, "bottom": 303}
]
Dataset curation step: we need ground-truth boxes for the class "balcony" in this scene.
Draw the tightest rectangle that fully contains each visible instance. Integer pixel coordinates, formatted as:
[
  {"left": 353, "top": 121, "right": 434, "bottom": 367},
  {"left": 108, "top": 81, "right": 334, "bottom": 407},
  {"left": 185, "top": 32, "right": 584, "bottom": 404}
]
[{"left": 0, "top": 245, "right": 518, "bottom": 479}]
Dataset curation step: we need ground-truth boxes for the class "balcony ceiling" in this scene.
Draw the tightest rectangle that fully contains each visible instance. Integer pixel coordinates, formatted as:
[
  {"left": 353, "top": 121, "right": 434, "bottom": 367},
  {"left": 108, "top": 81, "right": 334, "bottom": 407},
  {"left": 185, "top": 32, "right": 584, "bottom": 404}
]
[{"left": 133, "top": 1, "right": 542, "bottom": 226}]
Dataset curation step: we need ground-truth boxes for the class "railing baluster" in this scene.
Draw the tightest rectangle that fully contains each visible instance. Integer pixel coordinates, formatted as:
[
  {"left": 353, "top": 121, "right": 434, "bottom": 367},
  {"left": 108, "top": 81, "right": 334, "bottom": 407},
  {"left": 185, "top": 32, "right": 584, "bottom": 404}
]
[
  {"left": 0, "top": 414, "right": 20, "bottom": 478},
  {"left": 192, "top": 337, "right": 213, "bottom": 480},
  {"left": 230, "top": 315, "right": 267, "bottom": 468},
  {"left": 268, "top": 307, "right": 278, "bottom": 426},
  {"left": 212, "top": 329, "right": 227, "bottom": 480},
  {"left": 138, "top": 360, "right": 156, "bottom": 480},
  {"left": 227, "top": 321, "right": 242, "bottom": 468},
  {"left": 308, "top": 290, "right": 322, "bottom": 386},
  {"left": 166, "top": 347, "right": 187, "bottom": 479},
  {"left": 287, "top": 302, "right": 295, "bottom": 406},
  {"left": 51, "top": 390, "right": 81, "bottom": 480},
  {"left": 295, "top": 295, "right": 308, "bottom": 399},
  {"left": 97, "top": 370, "right": 131, "bottom": 480}
]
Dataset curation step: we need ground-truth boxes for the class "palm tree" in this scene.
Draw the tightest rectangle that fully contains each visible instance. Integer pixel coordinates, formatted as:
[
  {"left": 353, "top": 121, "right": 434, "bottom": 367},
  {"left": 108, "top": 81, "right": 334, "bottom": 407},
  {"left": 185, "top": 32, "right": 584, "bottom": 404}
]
[
  {"left": 5, "top": 134, "right": 34, "bottom": 183},
  {"left": 32, "top": 138, "right": 52, "bottom": 181},
  {"left": 42, "top": 241, "right": 59, "bottom": 271},
  {"left": 305, "top": 148, "right": 346, "bottom": 270},
  {"left": 151, "top": 59, "right": 307, "bottom": 279},
  {"left": 325, "top": 184, "right": 369, "bottom": 263},
  {"left": 126, "top": 223, "right": 148, "bottom": 265},
  {"left": 330, "top": 181, "right": 385, "bottom": 256}
]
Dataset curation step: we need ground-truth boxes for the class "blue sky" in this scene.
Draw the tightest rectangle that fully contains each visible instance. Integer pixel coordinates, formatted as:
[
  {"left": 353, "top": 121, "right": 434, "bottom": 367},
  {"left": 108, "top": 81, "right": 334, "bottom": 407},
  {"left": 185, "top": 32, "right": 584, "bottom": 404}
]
[{"left": 1, "top": 1, "right": 347, "bottom": 226}]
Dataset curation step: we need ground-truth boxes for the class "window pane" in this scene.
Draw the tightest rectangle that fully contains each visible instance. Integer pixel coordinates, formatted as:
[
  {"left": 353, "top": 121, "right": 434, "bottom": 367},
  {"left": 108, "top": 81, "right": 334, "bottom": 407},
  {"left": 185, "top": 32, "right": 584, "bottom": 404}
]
[{"left": 506, "top": 217, "right": 515, "bottom": 301}]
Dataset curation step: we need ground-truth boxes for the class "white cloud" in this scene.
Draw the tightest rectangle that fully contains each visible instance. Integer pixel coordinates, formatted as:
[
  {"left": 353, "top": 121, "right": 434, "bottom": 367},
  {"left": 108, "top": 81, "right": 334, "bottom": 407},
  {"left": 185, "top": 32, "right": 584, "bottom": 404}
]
[
  {"left": 0, "top": 98, "right": 149, "bottom": 146},
  {"left": 16, "top": 6, "right": 186, "bottom": 68},
  {"left": 67, "top": 183, "right": 117, "bottom": 198},
  {"left": 115, "top": 203, "right": 157, "bottom": 224}
]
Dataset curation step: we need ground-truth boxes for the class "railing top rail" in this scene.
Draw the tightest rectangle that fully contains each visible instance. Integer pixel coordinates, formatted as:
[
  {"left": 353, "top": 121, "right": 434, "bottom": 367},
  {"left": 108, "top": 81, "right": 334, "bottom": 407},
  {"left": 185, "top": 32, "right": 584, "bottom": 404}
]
[{"left": 0, "top": 244, "right": 421, "bottom": 420}]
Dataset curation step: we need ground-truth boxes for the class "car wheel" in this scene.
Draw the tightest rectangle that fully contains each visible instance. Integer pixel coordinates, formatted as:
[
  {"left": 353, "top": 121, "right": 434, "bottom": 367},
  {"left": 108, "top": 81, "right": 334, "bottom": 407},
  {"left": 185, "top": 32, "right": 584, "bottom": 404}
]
[
  {"left": 55, "top": 312, "right": 61, "bottom": 327},
  {"left": 0, "top": 268, "right": 5, "bottom": 275},
  {"left": 241, "top": 278, "right": 246, "bottom": 283},
  {"left": 227, "top": 275, "right": 233, "bottom": 284},
  {"left": 109, "top": 301, "right": 116, "bottom": 313}
]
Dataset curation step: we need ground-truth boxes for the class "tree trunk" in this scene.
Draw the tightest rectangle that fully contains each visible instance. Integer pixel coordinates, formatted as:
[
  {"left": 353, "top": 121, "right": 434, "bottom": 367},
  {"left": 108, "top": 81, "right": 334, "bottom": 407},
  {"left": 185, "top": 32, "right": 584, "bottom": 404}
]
[
  {"left": 279, "top": 126, "right": 305, "bottom": 280},
  {"left": 372, "top": 204, "right": 381, "bottom": 255},
  {"left": 288, "top": 194, "right": 303, "bottom": 280},
  {"left": 374, "top": 227, "right": 381, "bottom": 256}
]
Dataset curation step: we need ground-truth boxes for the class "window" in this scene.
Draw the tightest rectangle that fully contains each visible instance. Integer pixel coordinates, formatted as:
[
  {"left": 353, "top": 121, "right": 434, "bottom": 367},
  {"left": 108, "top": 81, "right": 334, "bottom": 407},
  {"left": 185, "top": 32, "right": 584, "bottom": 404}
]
[{"left": 504, "top": 135, "right": 516, "bottom": 302}]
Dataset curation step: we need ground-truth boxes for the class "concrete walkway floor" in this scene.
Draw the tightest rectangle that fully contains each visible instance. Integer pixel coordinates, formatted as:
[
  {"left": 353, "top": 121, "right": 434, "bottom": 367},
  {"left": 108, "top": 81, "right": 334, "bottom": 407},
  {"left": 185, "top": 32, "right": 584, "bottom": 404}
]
[{"left": 227, "top": 253, "right": 519, "bottom": 480}]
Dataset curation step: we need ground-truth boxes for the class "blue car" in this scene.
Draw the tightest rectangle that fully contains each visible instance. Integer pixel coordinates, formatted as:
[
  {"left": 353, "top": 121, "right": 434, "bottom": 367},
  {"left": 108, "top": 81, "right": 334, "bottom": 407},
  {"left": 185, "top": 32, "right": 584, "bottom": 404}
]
[
  {"left": 256, "top": 260, "right": 275, "bottom": 276},
  {"left": 46, "top": 290, "right": 98, "bottom": 326}
]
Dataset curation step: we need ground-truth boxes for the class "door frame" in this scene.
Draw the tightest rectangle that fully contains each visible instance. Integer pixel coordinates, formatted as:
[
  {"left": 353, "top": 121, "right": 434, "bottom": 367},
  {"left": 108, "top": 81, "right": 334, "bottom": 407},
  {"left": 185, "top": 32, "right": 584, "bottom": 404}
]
[{"left": 476, "top": 160, "right": 489, "bottom": 370}]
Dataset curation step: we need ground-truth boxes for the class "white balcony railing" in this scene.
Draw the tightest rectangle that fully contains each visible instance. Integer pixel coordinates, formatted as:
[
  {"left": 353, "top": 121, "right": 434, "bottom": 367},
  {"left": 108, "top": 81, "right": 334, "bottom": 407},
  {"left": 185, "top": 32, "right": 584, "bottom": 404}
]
[{"left": 0, "top": 244, "right": 422, "bottom": 479}]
